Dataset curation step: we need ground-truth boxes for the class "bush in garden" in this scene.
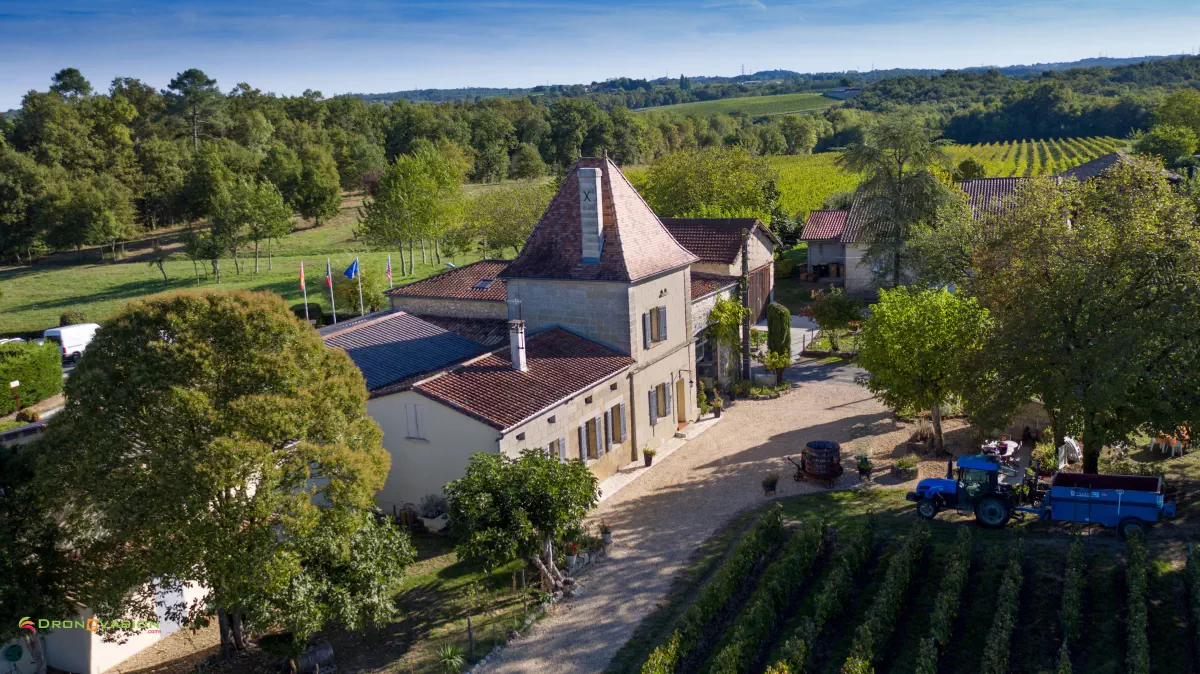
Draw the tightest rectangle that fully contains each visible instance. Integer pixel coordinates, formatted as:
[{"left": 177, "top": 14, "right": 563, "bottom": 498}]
[
  {"left": 767, "top": 302, "right": 791, "bottom": 357},
  {"left": 15, "top": 409, "right": 41, "bottom": 423},
  {"left": 707, "top": 521, "right": 825, "bottom": 674},
  {"left": 772, "top": 520, "right": 875, "bottom": 673},
  {"left": 59, "top": 310, "right": 88, "bottom": 326},
  {"left": 807, "top": 287, "right": 861, "bottom": 352},
  {"left": 840, "top": 521, "right": 930, "bottom": 673},
  {"left": 980, "top": 540, "right": 1025, "bottom": 674},
  {"left": 0, "top": 341, "right": 63, "bottom": 416},
  {"left": 775, "top": 257, "right": 795, "bottom": 278},
  {"left": 640, "top": 505, "right": 786, "bottom": 674},
  {"left": 1125, "top": 532, "right": 1149, "bottom": 674}
]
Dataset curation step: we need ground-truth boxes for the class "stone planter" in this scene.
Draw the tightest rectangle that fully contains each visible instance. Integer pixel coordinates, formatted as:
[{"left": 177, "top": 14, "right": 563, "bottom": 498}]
[
  {"left": 421, "top": 514, "right": 448, "bottom": 533},
  {"left": 891, "top": 464, "right": 919, "bottom": 481}
]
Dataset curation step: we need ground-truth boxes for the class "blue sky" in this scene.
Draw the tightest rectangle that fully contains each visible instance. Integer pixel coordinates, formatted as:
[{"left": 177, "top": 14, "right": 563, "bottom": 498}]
[{"left": 3, "top": 0, "right": 1200, "bottom": 109}]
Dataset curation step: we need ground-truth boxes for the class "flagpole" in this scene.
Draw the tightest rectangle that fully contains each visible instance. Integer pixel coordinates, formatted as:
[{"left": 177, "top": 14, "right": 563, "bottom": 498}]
[
  {"left": 356, "top": 257, "right": 365, "bottom": 316},
  {"left": 300, "top": 261, "right": 309, "bottom": 322},
  {"left": 327, "top": 258, "right": 337, "bottom": 324}
]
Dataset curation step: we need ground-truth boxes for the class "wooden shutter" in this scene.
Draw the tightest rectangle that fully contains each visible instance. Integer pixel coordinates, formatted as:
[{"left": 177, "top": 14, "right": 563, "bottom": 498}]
[
  {"left": 619, "top": 403, "right": 628, "bottom": 441},
  {"left": 604, "top": 410, "right": 613, "bottom": 452},
  {"left": 559, "top": 435, "right": 568, "bottom": 462},
  {"left": 593, "top": 416, "right": 604, "bottom": 457},
  {"left": 643, "top": 312, "right": 652, "bottom": 349},
  {"left": 578, "top": 425, "right": 586, "bottom": 460},
  {"left": 649, "top": 388, "right": 658, "bottom": 426},
  {"left": 664, "top": 381, "right": 672, "bottom": 420},
  {"left": 657, "top": 305, "right": 668, "bottom": 341}
]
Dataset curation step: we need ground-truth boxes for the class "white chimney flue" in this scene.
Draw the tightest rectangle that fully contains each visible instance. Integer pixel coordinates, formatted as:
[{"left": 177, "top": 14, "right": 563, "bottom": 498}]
[
  {"left": 509, "top": 320, "right": 528, "bottom": 372},
  {"left": 578, "top": 167, "right": 604, "bottom": 263}
]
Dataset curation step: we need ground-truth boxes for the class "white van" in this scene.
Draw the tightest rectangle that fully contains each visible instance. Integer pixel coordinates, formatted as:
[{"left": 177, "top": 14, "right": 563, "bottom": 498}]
[{"left": 43, "top": 323, "right": 100, "bottom": 362}]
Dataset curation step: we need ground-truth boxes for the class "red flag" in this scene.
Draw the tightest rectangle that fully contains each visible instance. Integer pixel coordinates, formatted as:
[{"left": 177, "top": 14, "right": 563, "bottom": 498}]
[
  {"left": 299, "top": 261, "right": 306, "bottom": 291},
  {"left": 325, "top": 260, "right": 333, "bottom": 288},
  {"left": 386, "top": 255, "right": 393, "bottom": 281}
]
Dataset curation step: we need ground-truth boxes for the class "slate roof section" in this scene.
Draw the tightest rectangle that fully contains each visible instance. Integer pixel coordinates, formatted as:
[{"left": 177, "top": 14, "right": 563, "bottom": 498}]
[
  {"left": 387, "top": 260, "right": 509, "bottom": 302},
  {"left": 414, "top": 315, "right": 509, "bottom": 346},
  {"left": 840, "top": 192, "right": 895, "bottom": 244},
  {"left": 1058, "top": 152, "right": 1182, "bottom": 183},
  {"left": 690, "top": 272, "right": 738, "bottom": 300},
  {"left": 414, "top": 328, "right": 634, "bottom": 430},
  {"left": 959, "top": 178, "right": 1028, "bottom": 221},
  {"left": 321, "top": 311, "right": 489, "bottom": 391},
  {"left": 501, "top": 157, "right": 697, "bottom": 282},
  {"left": 800, "top": 210, "right": 848, "bottom": 241}
]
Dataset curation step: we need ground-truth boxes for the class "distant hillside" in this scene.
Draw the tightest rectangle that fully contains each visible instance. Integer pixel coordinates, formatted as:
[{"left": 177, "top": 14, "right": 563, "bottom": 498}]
[{"left": 356, "top": 54, "right": 1188, "bottom": 106}]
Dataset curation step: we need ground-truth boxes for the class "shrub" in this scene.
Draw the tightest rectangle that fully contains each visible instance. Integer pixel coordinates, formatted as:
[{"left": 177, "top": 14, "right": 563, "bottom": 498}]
[
  {"left": 639, "top": 505, "right": 786, "bottom": 674},
  {"left": 895, "top": 454, "right": 919, "bottom": 471},
  {"left": 767, "top": 302, "right": 791, "bottom": 357},
  {"left": 1126, "top": 532, "right": 1149, "bottom": 674},
  {"left": 0, "top": 341, "right": 63, "bottom": 416},
  {"left": 808, "top": 288, "right": 862, "bottom": 352},
  {"left": 707, "top": 521, "right": 825, "bottom": 674},
  {"left": 909, "top": 420, "right": 935, "bottom": 444},
  {"left": 1031, "top": 441, "right": 1057, "bottom": 475},
  {"left": 775, "top": 257, "right": 795, "bottom": 279},
  {"left": 840, "top": 521, "right": 930, "bottom": 673},
  {"left": 697, "top": 386, "right": 711, "bottom": 415},
  {"left": 291, "top": 303, "right": 324, "bottom": 324},
  {"left": 980, "top": 540, "right": 1025, "bottom": 674},
  {"left": 437, "top": 644, "right": 465, "bottom": 673},
  {"left": 15, "top": 408, "right": 41, "bottom": 423},
  {"left": 59, "top": 310, "right": 87, "bottom": 326}
]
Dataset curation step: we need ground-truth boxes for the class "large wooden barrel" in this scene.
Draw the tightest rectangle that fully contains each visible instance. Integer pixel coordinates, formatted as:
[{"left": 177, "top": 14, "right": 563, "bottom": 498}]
[{"left": 803, "top": 440, "right": 842, "bottom": 479}]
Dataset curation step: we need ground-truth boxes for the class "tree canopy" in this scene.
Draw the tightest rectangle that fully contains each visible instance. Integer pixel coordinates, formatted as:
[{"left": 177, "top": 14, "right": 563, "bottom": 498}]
[{"left": 35, "top": 291, "right": 413, "bottom": 656}]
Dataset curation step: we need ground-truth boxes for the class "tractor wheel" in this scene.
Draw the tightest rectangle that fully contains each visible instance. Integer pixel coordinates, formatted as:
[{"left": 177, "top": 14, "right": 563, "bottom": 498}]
[
  {"left": 975, "top": 495, "right": 1012, "bottom": 528},
  {"left": 916, "top": 498, "right": 939, "bottom": 520},
  {"left": 1118, "top": 517, "right": 1147, "bottom": 540}
]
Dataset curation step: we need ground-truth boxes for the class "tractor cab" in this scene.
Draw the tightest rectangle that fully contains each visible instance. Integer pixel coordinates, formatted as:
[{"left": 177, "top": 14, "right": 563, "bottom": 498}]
[{"left": 906, "top": 454, "right": 1020, "bottom": 527}]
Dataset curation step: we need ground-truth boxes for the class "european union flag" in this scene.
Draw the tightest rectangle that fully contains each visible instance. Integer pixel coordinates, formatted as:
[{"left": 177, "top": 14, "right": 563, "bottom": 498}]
[{"left": 343, "top": 258, "right": 359, "bottom": 280}]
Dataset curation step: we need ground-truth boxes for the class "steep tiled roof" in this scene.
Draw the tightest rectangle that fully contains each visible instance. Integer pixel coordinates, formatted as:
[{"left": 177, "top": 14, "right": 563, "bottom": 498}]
[
  {"left": 414, "top": 328, "right": 633, "bottom": 430},
  {"left": 1058, "top": 152, "right": 1182, "bottom": 183},
  {"left": 840, "top": 192, "right": 895, "bottom": 244},
  {"left": 960, "top": 178, "right": 1028, "bottom": 221},
  {"left": 415, "top": 315, "right": 509, "bottom": 346},
  {"left": 660, "top": 218, "right": 775, "bottom": 264},
  {"left": 321, "top": 311, "right": 489, "bottom": 391},
  {"left": 800, "top": 210, "right": 848, "bottom": 241},
  {"left": 690, "top": 272, "right": 738, "bottom": 300},
  {"left": 501, "top": 158, "right": 697, "bottom": 282},
  {"left": 387, "top": 260, "right": 509, "bottom": 302}
]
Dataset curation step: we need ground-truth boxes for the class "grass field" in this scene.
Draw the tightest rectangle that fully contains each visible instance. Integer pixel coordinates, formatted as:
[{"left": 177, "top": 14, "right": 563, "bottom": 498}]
[
  {"left": 0, "top": 195, "right": 486, "bottom": 337},
  {"left": 636, "top": 92, "right": 836, "bottom": 118},
  {"left": 610, "top": 473, "right": 1200, "bottom": 674}
]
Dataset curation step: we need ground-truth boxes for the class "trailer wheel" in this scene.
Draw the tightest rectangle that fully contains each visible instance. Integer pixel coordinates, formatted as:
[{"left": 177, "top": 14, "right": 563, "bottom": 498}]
[
  {"left": 975, "top": 495, "right": 1011, "bottom": 528},
  {"left": 916, "top": 498, "right": 939, "bottom": 520},
  {"left": 1118, "top": 517, "right": 1147, "bottom": 540}
]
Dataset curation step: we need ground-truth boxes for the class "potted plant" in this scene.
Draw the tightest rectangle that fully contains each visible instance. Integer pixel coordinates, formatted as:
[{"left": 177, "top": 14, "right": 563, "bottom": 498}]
[
  {"left": 566, "top": 541, "right": 580, "bottom": 568},
  {"left": 417, "top": 494, "right": 448, "bottom": 533},
  {"left": 599, "top": 520, "right": 612, "bottom": 545},
  {"left": 712, "top": 395, "right": 725, "bottom": 418},
  {"left": 856, "top": 453, "right": 873, "bottom": 479},
  {"left": 762, "top": 471, "right": 780, "bottom": 496},
  {"left": 643, "top": 448, "right": 657, "bottom": 467},
  {"left": 891, "top": 454, "right": 920, "bottom": 481},
  {"left": 907, "top": 420, "right": 934, "bottom": 453}
]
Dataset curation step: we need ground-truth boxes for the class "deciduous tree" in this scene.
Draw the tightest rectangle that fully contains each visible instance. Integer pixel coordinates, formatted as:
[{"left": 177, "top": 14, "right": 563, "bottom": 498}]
[
  {"left": 294, "top": 144, "right": 342, "bottom": 226},
  {"left": 642, "top": 146, "right": 778, "bottom": 223},
  {"left": 36, "top": 291, "right": 412, "bottom": 658}
]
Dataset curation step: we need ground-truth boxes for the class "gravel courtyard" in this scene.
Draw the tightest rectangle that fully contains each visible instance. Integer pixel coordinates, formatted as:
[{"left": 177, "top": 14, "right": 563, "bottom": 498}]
[{"left": 477, "top": 368, "right": 912, "bottom": 674}]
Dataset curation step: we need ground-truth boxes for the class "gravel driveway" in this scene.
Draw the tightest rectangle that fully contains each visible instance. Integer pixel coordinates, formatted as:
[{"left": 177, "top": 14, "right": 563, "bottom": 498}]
[{"left": 475, "top": 374, "right": 900, "bottom": 674}]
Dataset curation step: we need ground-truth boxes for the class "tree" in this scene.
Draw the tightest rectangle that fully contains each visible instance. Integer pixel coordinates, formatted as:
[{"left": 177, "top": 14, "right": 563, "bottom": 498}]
[
  {"left": 0, "top": 448, "right": 76, "bottom": 674},
  {"left": 767, "top": 301, "right": 791, "bottom": 357},
  {"left": 213, "top": 178, "right": 294, "bottom": 273},
  {"left": 334, "top": 263, "right": 388, "bottom": 315},
  {"left": 642, "top": 146, "right": 778, "bottom": 222},
  {"left": 953, "top": 157, "right": 988, "bottom": 181},
  {"left": 0, "top": 147, "right": 52, "bottom": 263},
  {"left": 49, "top": 67, "right": 92, "bottom": 99},
  {"left": 857, "top": 287, "right": 991, "bottom": 453},
  {"left": 182, "top": 141, "right": 234, "bottom": 221},
  {"left": 509, "top": 142, "right": 546, "bottom": 179},
  {"left": 164, "top": 69, "right": 224, "bottom": 152},
  {"left": 778, "top": 115, "right": 823, "bottom": 155},
  {"left": 260, "top": 142, "right": 303, "bottom": 204},
  {"left": 35, "top": 291, "right": 413, "bottom": 658},
  {"left": 294, "top": 144, "right": 341, "bottom": 226},
  {"left": 147, "top": 238, "right": 170, "bottom": 280},
  {"left": 837, "top": 115, "right": 960, "bottom": 288},
  {"left": 807, "top": 288, "right": 862, "bottom": 352},
  {"left": 1133, "top": 125, "right": 1198, "bottom": 167},
  {"left": 1153, "top": 87, "right": 1200, "bottom": 139},
  {"left": 964, "top": 160, "right": 1200, "bottom": 472},
  {"left": 470, "top": 180, "right": 554, "bottom": 258},
  {"left": 444, "top": 449, "right": 599, "bottom": 593}
]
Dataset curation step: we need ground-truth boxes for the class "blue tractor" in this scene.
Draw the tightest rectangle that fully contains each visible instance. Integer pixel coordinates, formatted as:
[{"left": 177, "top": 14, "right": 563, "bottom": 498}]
[{"left": 906, "top": 454, "right": 1020, "bottom": 528}]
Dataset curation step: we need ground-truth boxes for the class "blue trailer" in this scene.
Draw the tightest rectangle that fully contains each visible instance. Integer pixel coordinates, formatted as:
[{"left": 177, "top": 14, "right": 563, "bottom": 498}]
[{"left": 907, "top": 454, "right": 1176, "bottom": 537}]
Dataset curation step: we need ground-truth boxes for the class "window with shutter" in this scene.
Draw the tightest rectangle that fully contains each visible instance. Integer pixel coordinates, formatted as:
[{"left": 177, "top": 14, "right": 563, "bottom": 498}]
[
  {"left": 648, "top": 388, "right": 658, "bottom": 426},
  {"left": 657, "top": 305, "right": 668, "bottom": 341},
  {"left": 604, "top": 410, "right": 613, "bottom": 452},
  {"left": 593, "top": 416, "right": 603, "bottom": 457},
  {"left": 642, "top": 312, "right": 652, "bottom": 349},
  {"left": 619, "top": 403, "right": 628, "bottom": 441},
  {"left": 578, "top": 425, "right": 586, "bottom": 460},
  {"left": 664, "top": 380, "right": 673, "bottom": 419},
  {"left": 558, "top": 436, "right": 568, "bottom": 462}
]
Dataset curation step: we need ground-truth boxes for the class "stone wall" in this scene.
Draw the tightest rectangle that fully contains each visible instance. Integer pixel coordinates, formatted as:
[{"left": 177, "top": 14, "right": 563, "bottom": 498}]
[
  {"left": 506, "top": 278, "right": 633, "bottom": 354},
  {"left": 690, "top": 287, "right": 736, "bottom": 336},
  {"left": 629, "top": 268, "right": 692, "bottom": 367},
  {"left": 843, "top": 243, "right": 876, "bottom": 298},
  {"left": 388, "top": 296, "right": 507, "bottom": 320},
  {"left": 807, "top": 241, "right": 845, "bottom": 271}
]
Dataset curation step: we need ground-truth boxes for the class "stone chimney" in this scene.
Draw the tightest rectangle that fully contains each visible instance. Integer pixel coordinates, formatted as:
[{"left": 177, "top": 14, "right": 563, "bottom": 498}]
[
  {"left": 578, "top": 167, "right": 604, "bottom": 263},
  {"left": 507, "top": 300, "right": 527, "bottom": 371}
]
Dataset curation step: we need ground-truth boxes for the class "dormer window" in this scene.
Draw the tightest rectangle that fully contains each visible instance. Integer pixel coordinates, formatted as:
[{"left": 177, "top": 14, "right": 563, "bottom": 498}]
[{"left": 472, "top": 278, "right": 496, "bottom": 291}]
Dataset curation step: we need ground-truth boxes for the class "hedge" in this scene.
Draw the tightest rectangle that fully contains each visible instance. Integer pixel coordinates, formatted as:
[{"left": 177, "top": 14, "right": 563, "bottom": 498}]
[
  {"left": 640, "top": 504, "right": 786, "bottom": 674},
  {"left": 0, "top": 341, "right": 63, "bottom": 416},
  {"left": 980, "top": 540, "right": 1025, "bottom": 674}
]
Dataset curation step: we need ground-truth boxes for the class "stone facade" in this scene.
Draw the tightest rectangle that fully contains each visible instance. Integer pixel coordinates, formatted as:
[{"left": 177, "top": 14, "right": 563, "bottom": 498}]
[
  {"left": 389, "top": 295, "right": 507, "bottom": 320},
  {"left": 807, "top": 240, "right": 845, "bottom": 271},
  {"left": 843, "top": 243, "right": 875, "bottom": 297},
  {"left": 506, "top": 277, "right": 634, "bottom": 353},
  {"left": 690, "top": 286, "right": 736, "bottom": 337}
]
